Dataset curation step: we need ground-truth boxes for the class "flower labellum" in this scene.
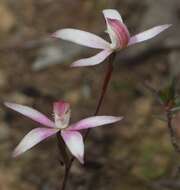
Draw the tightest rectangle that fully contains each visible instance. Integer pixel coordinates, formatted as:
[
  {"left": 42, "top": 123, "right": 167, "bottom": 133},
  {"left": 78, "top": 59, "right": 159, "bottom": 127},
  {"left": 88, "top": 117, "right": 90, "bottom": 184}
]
[
  {"left": 52, "top": 9, "right": 171, "bottom": 67},
  {"left": 4, "top": 101, "right": 122, "bottom": 164}
]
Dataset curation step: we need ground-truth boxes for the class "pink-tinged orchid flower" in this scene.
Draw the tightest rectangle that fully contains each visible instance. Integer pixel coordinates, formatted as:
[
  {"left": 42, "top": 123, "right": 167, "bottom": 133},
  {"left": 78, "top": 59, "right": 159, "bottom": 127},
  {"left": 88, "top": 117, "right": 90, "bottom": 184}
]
[
  {"left": 4, "top": 101, "right": 122, "bottom": 164},
  {"left": 52, "top": 9, "right": 171, "bottom": 67}
]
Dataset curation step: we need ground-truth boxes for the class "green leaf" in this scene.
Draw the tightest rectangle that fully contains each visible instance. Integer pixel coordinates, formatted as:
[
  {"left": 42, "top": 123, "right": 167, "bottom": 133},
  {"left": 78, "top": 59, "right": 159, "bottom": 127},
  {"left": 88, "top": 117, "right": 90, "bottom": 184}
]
[
  {"left": 143, "top": 83, "right": 163, "bottom": 105},
  {"left": 158, "top": 77, "right": 176, "bottom": 105},
  {"left": 175, "top": 96, "right": 180, "bottom": 107}
]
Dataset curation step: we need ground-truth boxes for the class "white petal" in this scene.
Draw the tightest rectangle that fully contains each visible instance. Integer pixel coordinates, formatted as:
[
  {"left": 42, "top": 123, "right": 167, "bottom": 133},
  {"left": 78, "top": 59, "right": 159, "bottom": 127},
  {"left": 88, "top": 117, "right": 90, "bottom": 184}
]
[
  {"left": 61, "top": 131, "right": 84, "bottom": 164},
  {"left": 103, "top": 9, "right": 123, "bottom": 22},
  {"left": 128, "top": 24, "right": 172, "bottom": 46},
  {"left": 68, "top": 116, "right": 123, "bottom": 130},
  {"left": 13, "top": 128, "right": 59, "bottom": 157},
  {"left": 4, "top": 102, "right": 55, "bottom": 128},
  {"left": 52, "top": 29, "right": 110, "bottom": 49},
  {"left": 71, "top": 49, "right": 113, "bottom": 67}
]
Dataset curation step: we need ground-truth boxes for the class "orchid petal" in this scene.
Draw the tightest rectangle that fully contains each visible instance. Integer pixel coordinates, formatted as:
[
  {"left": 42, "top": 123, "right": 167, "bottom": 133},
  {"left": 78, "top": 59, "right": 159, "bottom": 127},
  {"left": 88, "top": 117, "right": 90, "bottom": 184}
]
[
  {"left": 61, "top": 130, "right": 84, "bottom": 164},
  {"left": 128, "top": 24, "right": 171, "bottom": 46},
  {"left": 4, "top": 102, "right": 55, "bottom": 128},
  {"left": 13, "top": 128, "right": 59, "bottom": 157},
  {"left": 71, "top": 49, "right": 113, "bottom": 67},
  {"left": 53, "top": 101, "right": 71, "bottom": 129},
  {"left": 68, "top": 116, "right": 123, "bottom": 131},
  {"left": 103, "top": 9, "right": 123, "bottom": 22},
  {"left": 52, "top": 29, "right": 110, "bottom": 49}
]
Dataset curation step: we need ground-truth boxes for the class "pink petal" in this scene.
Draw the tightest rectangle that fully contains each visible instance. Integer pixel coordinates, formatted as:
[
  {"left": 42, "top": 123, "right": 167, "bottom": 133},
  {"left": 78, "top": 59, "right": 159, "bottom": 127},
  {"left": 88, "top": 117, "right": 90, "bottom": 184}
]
[
  {"left": 13, "top": 128, "right": 59, "bottom": 157},
  {"left": 128, "top": 24, "right": 172, "bottom": 46},
  {"left": 68, "top": 116, "right": 123, "bottom": 131},
  {"left": 103, "top": 9, "right": 123, "bottom": 22},
  {"left": 71, "top": 49, "right": 113, "bottom": 67},
  {"left": 61, "top": 130, "right": 84, "bottom": 164},
  {"left": 4, "top": 102, "right": 55, "bottom": 128},
  {"left": 53, "top": 101, "right": 71, "bottom": 129},
  {"left": 106, "top": 18, "right": 130, "bottom": 49},
  {"left": 52, "top": 29, "right": 110, "bottom": 50}
]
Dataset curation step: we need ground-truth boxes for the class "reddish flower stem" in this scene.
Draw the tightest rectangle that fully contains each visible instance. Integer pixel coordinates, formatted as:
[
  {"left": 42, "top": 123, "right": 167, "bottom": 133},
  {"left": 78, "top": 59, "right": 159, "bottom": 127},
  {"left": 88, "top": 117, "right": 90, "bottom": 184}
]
[
  {"left": 166, "top": 110, "right": 180, "bottom": 153},
  {"left": 61, "top": 164, "right": 71, "bottom": 190},
  {"left": 60, "top": 52, "right": 116, "bottom": 190},
  {"left": 56, "top": 132, "right": 70, "bottom": 166},
  {"left": 94, "top": 53, "right": 116, "bottom": 115},
  {"left": 85, "top": 52, "right": 116, "bottom": 139}
]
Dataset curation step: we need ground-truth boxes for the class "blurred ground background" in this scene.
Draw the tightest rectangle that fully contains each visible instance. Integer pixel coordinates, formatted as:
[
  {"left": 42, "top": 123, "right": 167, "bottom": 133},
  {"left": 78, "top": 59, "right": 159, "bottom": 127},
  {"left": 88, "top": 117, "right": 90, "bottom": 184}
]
[{"left": 0, "top": 0, "right": 180, "bottom": 189}]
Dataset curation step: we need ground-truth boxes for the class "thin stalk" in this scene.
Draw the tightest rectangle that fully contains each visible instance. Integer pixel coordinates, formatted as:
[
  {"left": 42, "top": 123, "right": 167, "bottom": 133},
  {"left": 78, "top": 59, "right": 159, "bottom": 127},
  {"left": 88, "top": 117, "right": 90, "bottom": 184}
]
[
  {"left": 85, "top": 52, "right": 116, "bottom": 139},
  {"left": 60, "top": 52, "right": 116, "bottom": 190},
  {"left": 56, "top": 131, "right": 69, "bottom": 166},
  {"left": 94, "top": 52, "right": 116, "bottom": 115},
  {"left": 166, "top": 111, "right": 180, "bottom": 153},
  {"left": 61, "top": 164, "right": 71, "bottom": 190}
]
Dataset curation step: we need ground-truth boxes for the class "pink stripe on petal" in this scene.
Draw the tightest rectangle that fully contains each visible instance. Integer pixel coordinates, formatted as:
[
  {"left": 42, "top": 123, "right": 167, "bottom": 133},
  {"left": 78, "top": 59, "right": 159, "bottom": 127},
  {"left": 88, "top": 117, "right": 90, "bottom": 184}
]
[
  {"left": 107, "top": 19, "right": 130, "bottom": 49},
  {"left": 52, "top": 29, "right": 110, "bottom": 50},
  {"left": 71, "top": 49, "right": 112, "bottom": 67},
  {"left": 4, "top": 102, "right": 55, "bottom": 128},
  {"left": 103, "top": 9, "right": 123, "bottom": 22},
  {"left": 13, "top": 128, "right": 59, "bottom": 157},
  {"left": 61, "top": 131, "right": 84, "bottom": 164},
  {"left": 68, "top": 116, "right": 123, "bottom": 131},
  {"left": 128, "top": 24, "right": 172, "bottom": 46}
]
